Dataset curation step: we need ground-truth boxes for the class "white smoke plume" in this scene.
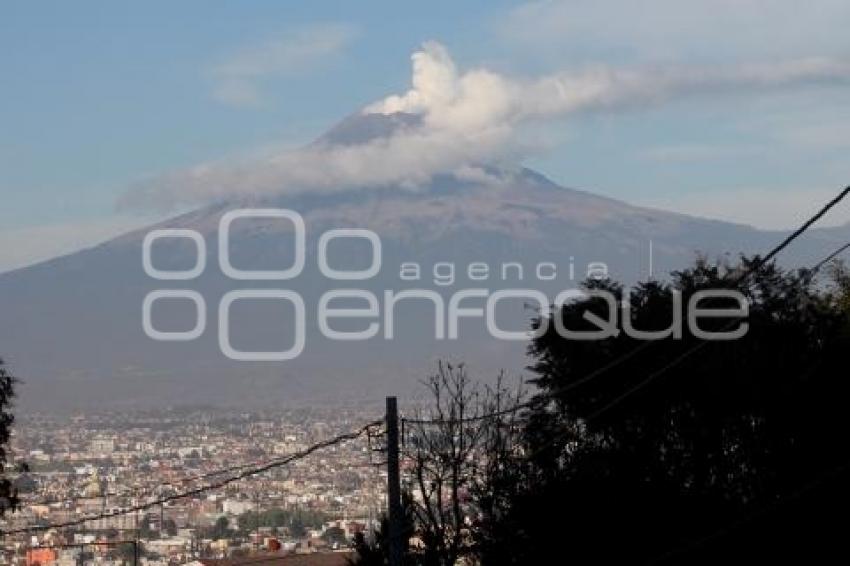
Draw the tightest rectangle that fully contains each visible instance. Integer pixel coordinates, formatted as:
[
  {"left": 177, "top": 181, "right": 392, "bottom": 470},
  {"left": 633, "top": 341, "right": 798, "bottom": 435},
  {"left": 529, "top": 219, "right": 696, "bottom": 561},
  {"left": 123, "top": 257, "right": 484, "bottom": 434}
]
[
  {"left": 368, "top": 42, "right": 850, "bottom": 130},
  {"left": 122, "top": 42, "right": 850, "bottom": 210}
]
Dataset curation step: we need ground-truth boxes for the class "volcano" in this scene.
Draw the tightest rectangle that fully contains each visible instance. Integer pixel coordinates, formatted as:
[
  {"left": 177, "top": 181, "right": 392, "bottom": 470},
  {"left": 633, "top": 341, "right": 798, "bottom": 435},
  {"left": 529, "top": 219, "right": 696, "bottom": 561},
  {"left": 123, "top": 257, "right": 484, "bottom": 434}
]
[{"left": 2, "top": 113, "right": 848, "bottom": 411}]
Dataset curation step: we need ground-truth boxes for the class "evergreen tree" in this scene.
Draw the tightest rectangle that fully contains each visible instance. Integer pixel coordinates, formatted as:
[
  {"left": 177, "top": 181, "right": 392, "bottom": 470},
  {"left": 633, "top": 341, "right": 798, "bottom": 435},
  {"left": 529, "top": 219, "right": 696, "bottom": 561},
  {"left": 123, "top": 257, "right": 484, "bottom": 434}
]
[
  {"left": 0, "top": 359, "right": 18, "bottom": 516},
  {"left": 483, "top": 258, "right": 850, "bottom": 564}
]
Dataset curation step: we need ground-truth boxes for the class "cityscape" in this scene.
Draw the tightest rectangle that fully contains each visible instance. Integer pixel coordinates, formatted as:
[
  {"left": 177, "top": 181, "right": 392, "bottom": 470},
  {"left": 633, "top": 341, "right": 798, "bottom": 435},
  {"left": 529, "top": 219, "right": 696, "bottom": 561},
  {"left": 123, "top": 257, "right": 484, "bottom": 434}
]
[
  {"left": 4, "top": 407, "right": 389, "bottom": 565},
  {"left": 3, "top": 1, "right": 850, "bottom": 564}
]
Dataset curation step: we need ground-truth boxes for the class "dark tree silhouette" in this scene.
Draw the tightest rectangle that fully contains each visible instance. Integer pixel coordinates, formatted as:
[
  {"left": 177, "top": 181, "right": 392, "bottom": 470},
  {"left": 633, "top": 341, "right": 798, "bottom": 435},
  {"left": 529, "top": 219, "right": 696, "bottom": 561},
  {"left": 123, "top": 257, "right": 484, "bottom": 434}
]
[
  {"left": 351, "top": 364, "right": 523, "bottom": 565},
  {"left": 348, "top": 498, "right": 416, "bottom": 566},
  {"left": 479, "top": 257, "right": 850, "bottom": 564},
  {"left": 0, "top": 359, "right": 18, "bottom": 516},
  {"left": 403, "top": 364, "right": 523, "bottom": 566}
]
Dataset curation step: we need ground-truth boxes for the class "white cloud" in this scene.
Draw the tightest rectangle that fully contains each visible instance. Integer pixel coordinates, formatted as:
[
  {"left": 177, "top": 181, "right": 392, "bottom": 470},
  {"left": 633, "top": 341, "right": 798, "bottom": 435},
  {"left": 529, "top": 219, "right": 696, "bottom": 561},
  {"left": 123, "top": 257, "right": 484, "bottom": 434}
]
[
  {"left": 499, "top": 0, "right": 850, "bottom": 62},
  {"left": 209, "top": 23, "right": 359, "bottom": 107},
  {"left": 125, "top": 42, "right": 850, "bottom": 209},
  {"left": 365, "top": 42, "right": 518, "bottom": 133},
  {"left": 121, "top": 119, "right": 519, "bottom": 210},
  {"left": 370, "top": 44, "right": 850, "bottom": 129}
]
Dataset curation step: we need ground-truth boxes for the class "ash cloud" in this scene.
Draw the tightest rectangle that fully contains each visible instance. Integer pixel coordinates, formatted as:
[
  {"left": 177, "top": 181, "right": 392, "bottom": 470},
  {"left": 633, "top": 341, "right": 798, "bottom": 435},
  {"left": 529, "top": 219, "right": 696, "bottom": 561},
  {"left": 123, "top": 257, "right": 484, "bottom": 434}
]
[{"left": 122, "top": 42, "right": 850, "bottom": 210}]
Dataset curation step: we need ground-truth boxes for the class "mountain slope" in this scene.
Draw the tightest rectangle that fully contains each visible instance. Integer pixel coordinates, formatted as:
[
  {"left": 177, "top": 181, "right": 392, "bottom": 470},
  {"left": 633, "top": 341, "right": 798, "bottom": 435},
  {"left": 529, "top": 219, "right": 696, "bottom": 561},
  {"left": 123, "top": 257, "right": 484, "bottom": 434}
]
[{"left": 2, "top": 115, "right": 848, "bottom": 411}]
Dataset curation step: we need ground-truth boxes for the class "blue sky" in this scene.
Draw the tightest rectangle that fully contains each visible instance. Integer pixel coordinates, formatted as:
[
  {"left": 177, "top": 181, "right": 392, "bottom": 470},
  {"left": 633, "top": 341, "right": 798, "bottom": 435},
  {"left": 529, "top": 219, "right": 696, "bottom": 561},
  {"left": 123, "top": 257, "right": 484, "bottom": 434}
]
[{"left": 2, "top": 0, "right": 849, "bottom": 271}]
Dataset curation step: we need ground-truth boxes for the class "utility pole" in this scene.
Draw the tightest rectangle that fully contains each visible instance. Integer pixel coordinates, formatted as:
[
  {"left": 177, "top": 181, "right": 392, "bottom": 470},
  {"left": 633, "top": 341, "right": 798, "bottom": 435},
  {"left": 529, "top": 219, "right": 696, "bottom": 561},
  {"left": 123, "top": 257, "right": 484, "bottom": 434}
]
[{"left": 385, "top": 397, "right": 403, "bottom": 566}]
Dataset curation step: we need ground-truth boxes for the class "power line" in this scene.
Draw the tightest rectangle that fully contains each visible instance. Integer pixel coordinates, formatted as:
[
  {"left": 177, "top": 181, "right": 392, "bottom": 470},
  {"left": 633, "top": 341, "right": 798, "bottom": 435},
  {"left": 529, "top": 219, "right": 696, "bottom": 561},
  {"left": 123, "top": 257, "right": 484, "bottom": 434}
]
[
  {"left": 749, "top": 186, "right": 850, "bottom": 270},
  {"left": 575, "top": 184, "right": 850, "bottom": 420},
  {"left": 585, "top": 338, "right": 713, "bottom": 420},
  {"left": 21, "top": 422, "right": 377, "bottom": 509},
  {"left": 565, "top": 185, "right": 850, "bottom": 415},
  {"left": 402, "top": 403, "right": 531, "bottom": 426},
  {"left": 589, "top": 238, "right": 850, "bottom": 421},
  {"left": 809, "top": 241, "right": 850, "bottom": 275},
  {"left": 11, "top": 186, "right": 850, "bottom": 545},
  {"left": 646, "top": 458, "right": 850, "bottom": 565},
  {"left": 453, "top": 184, "right": 850, "bottom": 470},
  {"left": 20, "top": 455, "right": 291, "bottom": 509},
  {"left": 404, "top": 184, "right": 850, "bottom": 426},
  {"left": 385, "top": 184, "right": 850, "bottom": 525},
  {"left": 3, "top": 420, "right": 381, "bottom": 536}
]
